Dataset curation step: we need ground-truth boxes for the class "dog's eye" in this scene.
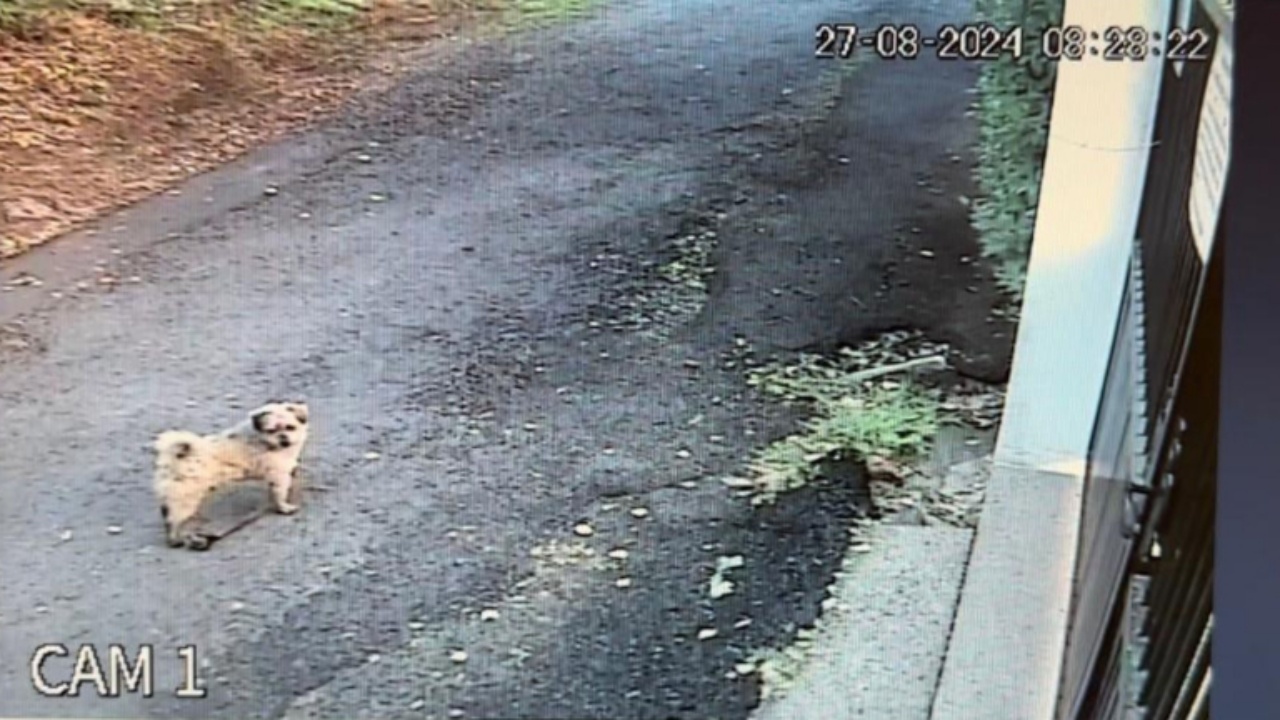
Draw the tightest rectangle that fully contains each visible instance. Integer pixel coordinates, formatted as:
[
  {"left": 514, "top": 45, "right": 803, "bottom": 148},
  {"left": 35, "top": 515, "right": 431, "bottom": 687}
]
[{"left": 285, "top": 425, "right": 297, "bottom": 432}]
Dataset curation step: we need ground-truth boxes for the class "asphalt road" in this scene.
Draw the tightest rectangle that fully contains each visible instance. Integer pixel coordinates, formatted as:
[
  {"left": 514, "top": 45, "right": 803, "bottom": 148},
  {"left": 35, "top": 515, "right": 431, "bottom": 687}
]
[{"left": 0, "top": 0, "right": 1013, "bottom": 718}]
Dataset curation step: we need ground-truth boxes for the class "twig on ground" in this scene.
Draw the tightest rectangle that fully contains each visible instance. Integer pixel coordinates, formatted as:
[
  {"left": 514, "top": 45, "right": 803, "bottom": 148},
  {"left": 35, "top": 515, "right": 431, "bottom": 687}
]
[{"left": 843, "top": 355, "right": 946, "bottom": 384}]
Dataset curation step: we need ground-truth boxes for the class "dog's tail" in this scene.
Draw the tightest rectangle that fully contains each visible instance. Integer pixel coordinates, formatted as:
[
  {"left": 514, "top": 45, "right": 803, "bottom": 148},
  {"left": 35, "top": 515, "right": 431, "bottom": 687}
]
[{"left": 154, "top": 430, "right": 202, "bottom": 462}]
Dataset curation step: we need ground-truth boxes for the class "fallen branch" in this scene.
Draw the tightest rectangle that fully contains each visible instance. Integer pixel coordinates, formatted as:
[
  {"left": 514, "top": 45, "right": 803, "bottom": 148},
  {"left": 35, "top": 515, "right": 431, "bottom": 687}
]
[{"left": 844, "top": 354, "right": 947, "bottom": 385}]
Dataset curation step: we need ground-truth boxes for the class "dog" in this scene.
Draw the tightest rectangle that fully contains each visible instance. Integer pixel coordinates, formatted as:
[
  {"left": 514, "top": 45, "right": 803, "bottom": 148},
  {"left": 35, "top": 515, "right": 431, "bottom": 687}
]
[{"left": 152, "top": 401, "right": 309, "bottom": 550}]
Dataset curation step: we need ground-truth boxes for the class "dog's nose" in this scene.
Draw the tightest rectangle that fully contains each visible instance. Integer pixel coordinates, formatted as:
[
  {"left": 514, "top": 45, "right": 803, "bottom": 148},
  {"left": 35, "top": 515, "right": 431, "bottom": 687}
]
[{"left": 279, "top": 436, "right": 292, "bottom": 448}]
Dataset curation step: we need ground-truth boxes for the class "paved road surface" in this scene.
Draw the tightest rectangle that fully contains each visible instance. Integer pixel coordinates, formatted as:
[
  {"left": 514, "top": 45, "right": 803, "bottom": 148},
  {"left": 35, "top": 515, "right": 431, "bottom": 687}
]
[{"left": 0, "top": 0, "right": 1012, "bottom": 717}]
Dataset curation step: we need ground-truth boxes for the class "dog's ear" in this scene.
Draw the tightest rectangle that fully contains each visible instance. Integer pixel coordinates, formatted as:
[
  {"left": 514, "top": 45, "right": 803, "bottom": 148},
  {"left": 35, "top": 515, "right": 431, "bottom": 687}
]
[
  {"left": 252, "top": 410, "right": 273, "bottom": 433},
  {"left": 288, "top": 403, "right": 309, "bottom": 425}
]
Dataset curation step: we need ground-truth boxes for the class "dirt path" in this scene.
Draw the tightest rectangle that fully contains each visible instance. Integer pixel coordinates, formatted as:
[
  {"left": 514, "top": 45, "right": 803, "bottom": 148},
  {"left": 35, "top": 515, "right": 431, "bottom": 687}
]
[{"left": 0, "top": 0, "right": 1014, "bottom": 718}]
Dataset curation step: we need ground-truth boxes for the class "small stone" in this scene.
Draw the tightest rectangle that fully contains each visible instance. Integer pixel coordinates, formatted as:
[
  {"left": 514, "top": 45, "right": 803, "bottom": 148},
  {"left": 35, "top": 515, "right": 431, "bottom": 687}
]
[
  {"left": 263, "top": 186, "right": 279, "bottom": 196},
  {"left": 410, "top": 699, "right": 426, "bottom": 710},
  {"left": 573, "top": 523, "right": 595, "bottom": 537},
  {"left": 364, "top": 451, "right": 381, "bottom": 460},
  {"left": 368, "top": 193, "right": 387, "bottom": 202},
  {"left": 408, "top": 621, "right": 426, "bottom": 631},
  {"left": 449, "top": 650, "right": 468, "bottom": 664},
  {"left": 919, "top": 249, "right": 935, "bottom": 259},
  {"left": 59, "top": 530, "right": 73, "bottom": 542},
  {"left": 675, "top": 449, "right": 692, "bottom": 459},
  {"left": 629, "top": 507, "right": 650, "bottom": 519},
  {"left": 480, "top": 609, "right": 500, "bottom": 622},
  {"left": 607, "top": 549, "right": 629, "bottom": 560},
  {"left": 615, "top": 577, "right": 633, "bottom": 589},
  {"left": 229, "top": 601, "right": 245, "bottom": 612},
  {"left": 697, "top": 628, "right": 718, "bottom": 641},
  {"left": 106, "top": 525, "right": 123, "bottom": 535},
  {"left": 851, "top": 543, "right": 873, "bottom": 553}
]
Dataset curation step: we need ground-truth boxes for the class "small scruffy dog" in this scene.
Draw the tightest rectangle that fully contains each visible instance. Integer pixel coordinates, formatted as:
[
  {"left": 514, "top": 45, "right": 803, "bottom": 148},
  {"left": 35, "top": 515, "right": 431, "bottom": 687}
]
[{"left": 152, "top": 401, "right": 309, "bottom": 550}]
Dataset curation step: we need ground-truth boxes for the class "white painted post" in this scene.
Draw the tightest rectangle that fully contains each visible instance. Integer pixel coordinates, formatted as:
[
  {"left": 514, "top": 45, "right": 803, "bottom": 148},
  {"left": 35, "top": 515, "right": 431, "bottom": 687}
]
[{"left": 995, "top": 0, "right": 1171, "bottom": 474}]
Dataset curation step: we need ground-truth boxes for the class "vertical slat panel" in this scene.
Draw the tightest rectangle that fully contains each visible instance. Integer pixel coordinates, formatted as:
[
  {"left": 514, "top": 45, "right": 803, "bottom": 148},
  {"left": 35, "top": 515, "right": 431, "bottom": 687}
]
[{"left": 1061, "top": 2, "right": 1222, "bottom": 718}]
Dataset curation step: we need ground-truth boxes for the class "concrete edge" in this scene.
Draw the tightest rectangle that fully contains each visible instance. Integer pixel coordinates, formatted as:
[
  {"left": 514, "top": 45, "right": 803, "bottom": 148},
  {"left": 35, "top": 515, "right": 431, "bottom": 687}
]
[
  {"left": 929, "top": 464, "right": 1082, "bottom": 720},
  {"left": 751, "top": 524, "right": 976, "bottom": 720}
]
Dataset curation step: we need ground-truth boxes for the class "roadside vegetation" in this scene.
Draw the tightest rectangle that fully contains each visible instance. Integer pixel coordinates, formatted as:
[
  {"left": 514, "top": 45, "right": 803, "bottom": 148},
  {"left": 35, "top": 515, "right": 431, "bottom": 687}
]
[
  {"left": 969, "top": 0, "right": 1064, "bottom": 297},
  {"left": 0, "top": 0, "right": 599, "bottom": 260},
  {"left": 730, "top": 334, "right": 954, "bottom": 505}
]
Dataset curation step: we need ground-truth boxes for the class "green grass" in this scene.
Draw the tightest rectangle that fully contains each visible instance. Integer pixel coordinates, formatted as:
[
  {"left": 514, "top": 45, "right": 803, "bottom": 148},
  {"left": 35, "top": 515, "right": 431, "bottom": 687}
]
[
  {"left": 970, "top": 0, "right": 1063, "bottom": 297},
  {"left": 740, "top": 353, "right": 941, "bottom": 504},
  {"left": 251, "top": 0, "right": 366, "bottom": 29},
  {"left": 506, "top": 0, "right": 596, "bottom": 27}
]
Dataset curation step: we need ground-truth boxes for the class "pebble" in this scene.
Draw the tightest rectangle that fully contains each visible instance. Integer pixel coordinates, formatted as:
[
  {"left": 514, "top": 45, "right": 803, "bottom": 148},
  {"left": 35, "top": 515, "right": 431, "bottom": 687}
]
[
  {"left": 573, "top": 523, "right": 595, "bottom": 537},
  {"left": 629, "top": 507, "right": 650, "bottom": 519}
]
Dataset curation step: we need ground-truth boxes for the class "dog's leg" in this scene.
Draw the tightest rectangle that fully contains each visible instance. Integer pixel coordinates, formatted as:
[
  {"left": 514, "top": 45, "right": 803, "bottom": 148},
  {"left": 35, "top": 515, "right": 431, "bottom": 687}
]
[
  {"left": 175, "top": 519, "right": 215, "bottom": 551},
  {"left": 163, "top": 492, "right": 213, "bottom": 550},
  {"left": 267, "top": 469, "right": 300, "bottom": 515}
]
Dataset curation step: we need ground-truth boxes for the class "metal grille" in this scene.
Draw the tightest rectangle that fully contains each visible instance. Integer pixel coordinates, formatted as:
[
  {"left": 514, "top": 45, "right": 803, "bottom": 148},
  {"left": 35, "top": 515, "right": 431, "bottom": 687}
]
[
  {"left": 1134, "top": 1, "right": 1218, "bottom": 447},
  {"left": 1131, "top": 234, "right": 1219, "bottom": 718},
  {"left": 1057, "top": 0, "right": 1224, "bottom": 717}
]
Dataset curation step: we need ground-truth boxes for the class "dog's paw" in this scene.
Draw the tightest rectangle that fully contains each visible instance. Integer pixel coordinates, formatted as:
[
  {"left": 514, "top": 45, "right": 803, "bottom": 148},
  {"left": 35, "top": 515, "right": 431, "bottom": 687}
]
[
  {"left": 183, "top": 533, "right": 213, "bottom": 551},
  {"left": 274, "top": 501, "right": 300, "bottom": 515}
]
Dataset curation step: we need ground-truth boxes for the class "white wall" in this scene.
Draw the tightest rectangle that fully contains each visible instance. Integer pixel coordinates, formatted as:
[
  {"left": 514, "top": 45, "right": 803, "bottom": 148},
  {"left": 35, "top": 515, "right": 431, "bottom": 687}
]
[{"left": 994, "top": 0, "right": 1171, "bottom": 474}]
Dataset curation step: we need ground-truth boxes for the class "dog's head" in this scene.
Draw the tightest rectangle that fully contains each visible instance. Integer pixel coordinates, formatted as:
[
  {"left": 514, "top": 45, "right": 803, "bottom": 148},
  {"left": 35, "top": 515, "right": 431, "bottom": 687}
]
[{"left": 249, "top": 401, "right": 309, "bottom": 451}]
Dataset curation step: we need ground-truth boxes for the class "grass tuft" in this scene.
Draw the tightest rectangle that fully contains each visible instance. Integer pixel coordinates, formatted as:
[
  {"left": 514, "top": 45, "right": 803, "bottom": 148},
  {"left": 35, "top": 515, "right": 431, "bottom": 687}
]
[
  {"left": 741, "top": 353, "right": 941, "bottom": 504},
  {"left": 506, "top": 0, "right": 595, "bottom": 27}
]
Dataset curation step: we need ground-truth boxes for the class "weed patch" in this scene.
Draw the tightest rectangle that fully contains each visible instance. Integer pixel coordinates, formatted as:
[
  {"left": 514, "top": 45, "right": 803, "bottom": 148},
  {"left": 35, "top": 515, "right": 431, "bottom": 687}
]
[
  {"left": 737, "top": 335, "right": 949, "bottom": 504},
  {"left": 969, "top": 0, "right": 1063, "bottom": 297},
  {"left": 506, "top": 0, "right": 596, "bottom": 27}
]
